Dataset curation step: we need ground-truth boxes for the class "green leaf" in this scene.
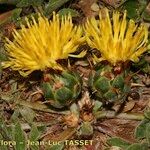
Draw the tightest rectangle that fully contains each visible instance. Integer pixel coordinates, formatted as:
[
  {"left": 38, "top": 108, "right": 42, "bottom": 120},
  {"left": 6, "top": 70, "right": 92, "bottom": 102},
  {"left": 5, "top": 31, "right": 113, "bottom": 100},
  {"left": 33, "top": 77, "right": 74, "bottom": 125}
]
[
  {"left": 94, "top": 76, "right": 110, "bottom": 93},
  {"left": 62, "top": 72, "right": 77, "bottom": 88},
  {"left": 44, "top": 0, "right": 71, "bottom": 16},
  {"left": 55, "top": 87, "right": 73, "bottom": 104},
  {"left": 17, "top": 0, "right": 44, "bottom": 7},
  {"left": 126, "top": 143, "right": 148, "bottom": 150},
  {"left": 107, "top": 137, "right": 130, "bottom": 149},
  {"left": 19, "top": 106, "right": 35, "bottom": 124},
  {"left": 61, "top": 72, "right": 82, "bottom": 96},
  {"left": 144, "top": 110, "right": 150, "bottom": 120},
  {"left": 135, "top": 119, "right": 149, "bottom": 139},
  {"left": 112, "top": 75, "right": 124, "bottom": 89},
  {"left": 79, "top": 122, "right": 93, "bottom": 136},
  {"left": 42, "top": 82, "right": 54, "bottom": 100},
  {"left": 13, "top": 122, "right": 26, "bottom": 150},
  {"left": 104, "top": 90, "right": 117, "bottom": 101},
  {"left": 70, "top": 103, "right": 80, "bottom": 117},
  {"left": 123, "top": 0, "right": 139, "bottom": 19},
  {"left": 11, "top": 109, "right": 20, "bottom": 122},
  {"left": 58, "top": 8, "right": 79, "bottom": 17},
  {"left": 93, "top": 100, "right": 102, "bottom": 113},
  {"left": 123, "top": 84, "right": 131, "bottom": 94},
  {"left": 11, "top": 8, "right": 22, "bottom": 22},
  {"left": 0, "top": 53, "right": 7, "bottom": 61},
  {"left": 0, "top": 0, "right": 19, "bottom": 4},
  {"left": 29, "top": 124, "right": 40, "bottom": 150},
  {"left": 123, "top": 0, "right": 148, "bottom": 20},
  {"left": 138, "top": 0, "right": 148, "bottom": 12},
  {"left": 29, "top": 124, "right": 40, "bottom": 141},
  {"left": 146, "top": 123, "right": 150, "bottom": 145},
  {"left": 131, "top": 55, "right": 150, "bottom": 73}
]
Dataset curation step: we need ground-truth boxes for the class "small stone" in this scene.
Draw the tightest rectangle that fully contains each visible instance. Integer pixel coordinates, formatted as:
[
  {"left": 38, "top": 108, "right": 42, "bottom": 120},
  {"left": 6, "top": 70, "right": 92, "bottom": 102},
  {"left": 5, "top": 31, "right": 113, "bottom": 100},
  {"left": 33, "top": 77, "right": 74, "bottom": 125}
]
[{"left": 91, "top": 3, "right": 99, "bottom": 12}]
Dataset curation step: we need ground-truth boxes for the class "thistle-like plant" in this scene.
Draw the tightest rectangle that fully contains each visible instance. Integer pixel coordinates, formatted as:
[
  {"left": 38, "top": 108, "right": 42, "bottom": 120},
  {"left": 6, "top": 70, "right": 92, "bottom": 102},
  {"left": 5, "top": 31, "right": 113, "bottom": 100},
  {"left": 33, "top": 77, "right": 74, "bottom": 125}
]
[
  {"left": 85, "top": 8, "right": 148, "bottom": 103},
  {"left": 3, "top": 12, "right": 85, "bottom": 108}
]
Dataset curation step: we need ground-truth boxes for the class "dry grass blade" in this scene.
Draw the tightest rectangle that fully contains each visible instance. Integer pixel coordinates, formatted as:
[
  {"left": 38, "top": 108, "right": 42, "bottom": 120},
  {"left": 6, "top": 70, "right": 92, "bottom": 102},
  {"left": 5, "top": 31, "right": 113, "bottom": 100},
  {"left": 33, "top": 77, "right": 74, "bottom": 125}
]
[{"left": 42, "top": 127, "right": 76, "bottom": 142}]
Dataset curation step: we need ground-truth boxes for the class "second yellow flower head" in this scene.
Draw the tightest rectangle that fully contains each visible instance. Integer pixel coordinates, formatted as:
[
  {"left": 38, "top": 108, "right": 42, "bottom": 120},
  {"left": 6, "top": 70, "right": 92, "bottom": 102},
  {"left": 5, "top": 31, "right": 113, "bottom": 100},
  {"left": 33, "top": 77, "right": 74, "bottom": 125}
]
[{"left": 84, "top": 8, "right": 148, "bottom": 65}]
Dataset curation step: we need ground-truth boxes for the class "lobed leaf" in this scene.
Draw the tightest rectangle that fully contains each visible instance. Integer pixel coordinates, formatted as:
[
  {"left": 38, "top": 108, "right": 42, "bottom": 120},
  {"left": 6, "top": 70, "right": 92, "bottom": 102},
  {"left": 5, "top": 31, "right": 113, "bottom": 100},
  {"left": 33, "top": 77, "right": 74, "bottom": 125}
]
[
  {"left": 107, "top": 137, "right": 130, "bottom": 149},
  {"left": 44, "top": 0, "right": 71, "bottom": 16},
  {"left": 58, "top": 8, "right": 79, "bottom": 17}
]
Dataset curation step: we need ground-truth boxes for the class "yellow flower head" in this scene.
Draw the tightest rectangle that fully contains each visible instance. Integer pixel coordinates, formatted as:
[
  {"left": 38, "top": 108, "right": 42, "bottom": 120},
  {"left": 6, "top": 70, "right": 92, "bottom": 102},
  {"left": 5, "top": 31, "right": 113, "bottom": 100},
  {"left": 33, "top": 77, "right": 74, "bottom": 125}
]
[
  {"left": 3, "top": 12, "right": 84, "bottom": 76},
  {"left": 84, "top": 8, "right": 148, "bottom": 65}
]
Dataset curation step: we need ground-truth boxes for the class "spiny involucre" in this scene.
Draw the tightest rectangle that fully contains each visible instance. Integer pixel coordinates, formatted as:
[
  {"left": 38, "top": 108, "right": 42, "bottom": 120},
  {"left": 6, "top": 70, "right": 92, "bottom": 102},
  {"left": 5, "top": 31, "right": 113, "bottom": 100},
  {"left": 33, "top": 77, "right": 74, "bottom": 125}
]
[
  {"left": 84, "top": 8, "right": 148, "bottom": 65},
  {"left": 3, "top": 13, "right": 85, "bottom": 76}
]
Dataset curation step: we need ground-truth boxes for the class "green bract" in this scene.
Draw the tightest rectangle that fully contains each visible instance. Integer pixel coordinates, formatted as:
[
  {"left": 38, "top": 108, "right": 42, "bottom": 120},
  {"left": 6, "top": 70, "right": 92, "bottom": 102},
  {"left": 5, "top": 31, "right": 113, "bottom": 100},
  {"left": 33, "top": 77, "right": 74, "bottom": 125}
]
[
  {"left": 41, "top": 71, "right": 82, "bottom": 108},
  {"left": 89, "top": 65, "right": 131, "bottom": 103}
]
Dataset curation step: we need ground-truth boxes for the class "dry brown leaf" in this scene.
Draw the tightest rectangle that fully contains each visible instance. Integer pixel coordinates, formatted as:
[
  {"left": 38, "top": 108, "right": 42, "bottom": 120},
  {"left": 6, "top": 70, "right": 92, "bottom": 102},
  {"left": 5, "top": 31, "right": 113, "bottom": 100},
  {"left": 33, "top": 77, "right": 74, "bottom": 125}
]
[
  {"left": 92, "top": 131, "right": 108, "bottom": 150},
  {"left": 123, "top": 101, "right": 135, "bottom": 112},
  {"left": 112, "top": 101, "right": 135, "bottom": 113},
  {"left": 42, "top": 127, "right": 76, "bottom": 142},
  {"left": 102, "top": 0, "right": 122, "bottom": 7},
  {"left": 0, "top": 10, "right": 13, "bottom": 21},
  {"left": 79, "top": 0, "right": 98, "bottom": 17},
  {"left": 96, "top": 119, "right": 138, "bottom": 143}
]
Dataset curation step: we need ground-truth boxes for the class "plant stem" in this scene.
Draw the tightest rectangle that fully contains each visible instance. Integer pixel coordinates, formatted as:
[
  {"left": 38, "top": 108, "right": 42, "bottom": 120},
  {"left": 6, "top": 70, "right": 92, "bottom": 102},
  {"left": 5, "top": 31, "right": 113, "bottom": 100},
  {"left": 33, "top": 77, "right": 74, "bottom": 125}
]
[{"left": 95, "top": 111, "right": 144, "bottom": 121}]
